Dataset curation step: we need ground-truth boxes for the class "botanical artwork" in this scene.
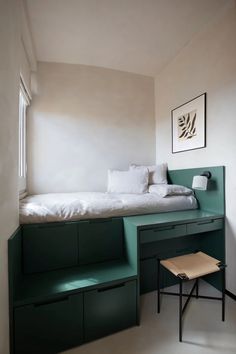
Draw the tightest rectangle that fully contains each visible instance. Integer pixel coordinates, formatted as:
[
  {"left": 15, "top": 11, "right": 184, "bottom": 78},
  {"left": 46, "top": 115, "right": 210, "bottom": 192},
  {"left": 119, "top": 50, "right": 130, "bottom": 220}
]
[
  {"left": 172, "top": 93, "right": 206, "bottom": 153},
  {"left": 178, "top": 109, "right": 196, "bottom": 141}
]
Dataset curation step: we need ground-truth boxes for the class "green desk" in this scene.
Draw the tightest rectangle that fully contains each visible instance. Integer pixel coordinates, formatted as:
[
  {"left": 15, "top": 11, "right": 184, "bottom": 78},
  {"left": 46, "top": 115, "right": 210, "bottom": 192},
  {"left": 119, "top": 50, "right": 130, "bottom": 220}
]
[{"left": 124, "top": 210, "right": 225, "bottom": 295}]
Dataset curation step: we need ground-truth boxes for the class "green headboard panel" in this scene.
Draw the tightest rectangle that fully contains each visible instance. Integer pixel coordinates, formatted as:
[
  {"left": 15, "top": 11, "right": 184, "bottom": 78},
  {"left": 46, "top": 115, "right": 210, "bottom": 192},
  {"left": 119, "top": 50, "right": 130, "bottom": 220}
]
[{"left": 168, "top": 166, "right": 225, "bottom": 214}]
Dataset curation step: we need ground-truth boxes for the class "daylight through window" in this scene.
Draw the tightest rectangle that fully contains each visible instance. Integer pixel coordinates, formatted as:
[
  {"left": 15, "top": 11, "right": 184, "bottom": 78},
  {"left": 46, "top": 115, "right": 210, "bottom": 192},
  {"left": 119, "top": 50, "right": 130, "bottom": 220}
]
[{"left": 19, "top": 79, "right": 30, "bottom": 195}]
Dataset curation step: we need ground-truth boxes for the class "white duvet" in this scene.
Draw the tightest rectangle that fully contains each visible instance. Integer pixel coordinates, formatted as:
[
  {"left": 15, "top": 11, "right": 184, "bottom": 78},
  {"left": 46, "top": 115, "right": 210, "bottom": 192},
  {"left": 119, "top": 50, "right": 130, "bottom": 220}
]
[{"left": 20, "top": 192, "right": 198, "bottom": 224}]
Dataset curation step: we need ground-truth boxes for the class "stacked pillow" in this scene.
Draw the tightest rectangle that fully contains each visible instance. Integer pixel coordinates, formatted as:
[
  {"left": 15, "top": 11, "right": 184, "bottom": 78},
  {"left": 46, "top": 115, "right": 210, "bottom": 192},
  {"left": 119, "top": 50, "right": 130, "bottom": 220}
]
[
  {"left": 107, "top": 168, "right": 149, "bottom": 194},
  {"left": 130, "top": 163, "right": 168, "bottom": 184},
  {"left": 107, "top": 163, "right": 168, "bottom": 194},
  {"left": 107, "top": 163, "right": 193, "bottom": 197}
]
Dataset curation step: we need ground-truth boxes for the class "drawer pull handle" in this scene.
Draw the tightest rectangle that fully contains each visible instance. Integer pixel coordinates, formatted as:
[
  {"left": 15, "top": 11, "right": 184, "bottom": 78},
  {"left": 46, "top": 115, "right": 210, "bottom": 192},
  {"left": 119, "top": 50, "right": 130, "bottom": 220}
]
[
  {"left": 38, "top": 224, "right": 66, "bottom": 229},
  {"left": 176, "top": 248, "right": 191, "bottom": 254},
  {"left": 90, "top": 218, "right": 112, "bottom": 224},
  {"left": 98, "top": 283, "right": 125, "bottom": 292},
  {"left": 34, "top": 296, "right": 69, "bottom": 307},
  {"left": 197, "top": 220, "right": 214, "bottom": 225},
  {"left": 153, "top": 226, "right": 174, "bottom": 232}
]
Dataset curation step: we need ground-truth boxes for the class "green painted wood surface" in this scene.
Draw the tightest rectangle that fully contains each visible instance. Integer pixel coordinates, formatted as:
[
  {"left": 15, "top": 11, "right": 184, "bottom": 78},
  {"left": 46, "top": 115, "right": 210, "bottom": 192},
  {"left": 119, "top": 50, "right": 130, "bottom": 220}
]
[
  {"left": 9, "top": 166, "right": 225, "bottom": 353},
  {"left": 14, "top": 260, "right": 137, "bottom": 307},
  {"left": 123, "top": 219, "right": 140, "bottom": 323},
  {"left": 140, "top": 258, "right": 157, "bottom": 293},
  {"left": 124, "top": 210, "right": 223, "bottom": 228},
  {"left": 123, "top": 220, "right": 138, "bottom": 272},
  {"left": 168, "top": 166, "right": 225, "bottom": 214},
  {"left": 186, "top": 218, "right": 223, "bottom": 235},
  {"left": 8, "top": 228, "right": 22, "bottom": 300},
  {"left": 140, "top": 234, "right": 201, "bottom": 260},
  {"left": 78, "top": 218, "right": 123, "bottom": 265},
  {"left": 84, "top": 280, "right": 137, "bottom": 342},
  {"left": 140, "top": 224, "right": 187, "bottom": 243},
  {"left": 14, "top": 293, "right": 83, "bottom": 354},
  {"left": 125, "top": 211, "right": 224, "bottom": 294},
  {"left": 140, "top": 233, "right": 202, "bottom": 294},
  {"left": 10, "top": 217, "right": 138, "bottom": 353},
  {"left": 8, "top": 228, "right": 22, "bottom": 354},
  {"left": 200, "top": 228, "right": 225, "bottom": 290},
  {"left": 22, "top": 223, "right": 78, "bottom": 273}
]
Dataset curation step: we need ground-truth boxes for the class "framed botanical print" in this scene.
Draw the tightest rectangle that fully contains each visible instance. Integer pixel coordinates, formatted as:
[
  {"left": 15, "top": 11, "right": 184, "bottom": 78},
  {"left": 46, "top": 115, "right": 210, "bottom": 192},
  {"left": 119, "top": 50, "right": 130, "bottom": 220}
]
[{"left": 171, "top": 93, "right": 206, "bottom": 153}]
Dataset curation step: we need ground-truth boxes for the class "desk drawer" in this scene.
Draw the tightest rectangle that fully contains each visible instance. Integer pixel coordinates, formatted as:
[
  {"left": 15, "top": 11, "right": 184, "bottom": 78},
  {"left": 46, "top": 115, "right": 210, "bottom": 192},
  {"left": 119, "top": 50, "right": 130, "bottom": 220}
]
[
  {"left": 187, "top": 218, "right": 223, "bottom": 235},
  {"left": 140, "top": 224, "right": 186, "bottom": 244}
]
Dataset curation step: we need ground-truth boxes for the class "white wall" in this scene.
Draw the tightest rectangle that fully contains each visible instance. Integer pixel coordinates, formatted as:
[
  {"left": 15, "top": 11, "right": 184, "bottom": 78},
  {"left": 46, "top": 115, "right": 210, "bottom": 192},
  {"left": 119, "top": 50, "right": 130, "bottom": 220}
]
[
  {"left": 0, "top": 0, "right": 20, "bottom": 353},
  {"left": 28, "top": 62, "right": 155, "bottom": 193},
  {"left": 155, "top": 7, "right": 236, "bottom": 293}
]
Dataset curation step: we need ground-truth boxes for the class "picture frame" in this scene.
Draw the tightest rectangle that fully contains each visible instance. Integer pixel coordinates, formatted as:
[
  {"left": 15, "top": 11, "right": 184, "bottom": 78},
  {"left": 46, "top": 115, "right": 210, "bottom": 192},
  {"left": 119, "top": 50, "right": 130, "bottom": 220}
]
[{"left": 171, "top": 93, "right": 206, "bottom": 153}]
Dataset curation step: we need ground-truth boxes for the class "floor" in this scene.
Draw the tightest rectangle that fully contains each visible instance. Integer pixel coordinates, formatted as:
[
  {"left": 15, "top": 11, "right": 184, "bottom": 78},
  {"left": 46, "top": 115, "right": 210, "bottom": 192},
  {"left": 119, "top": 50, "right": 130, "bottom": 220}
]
[{"left": 63, "top": 282, "right": 236, "bottom": 354}]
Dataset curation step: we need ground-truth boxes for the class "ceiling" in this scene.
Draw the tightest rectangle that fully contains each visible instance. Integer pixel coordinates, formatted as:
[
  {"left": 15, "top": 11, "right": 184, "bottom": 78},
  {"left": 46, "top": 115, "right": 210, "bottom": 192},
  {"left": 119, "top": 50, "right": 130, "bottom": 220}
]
[{"left": 26, "top": 0, "right": 233, "bottom": 77}]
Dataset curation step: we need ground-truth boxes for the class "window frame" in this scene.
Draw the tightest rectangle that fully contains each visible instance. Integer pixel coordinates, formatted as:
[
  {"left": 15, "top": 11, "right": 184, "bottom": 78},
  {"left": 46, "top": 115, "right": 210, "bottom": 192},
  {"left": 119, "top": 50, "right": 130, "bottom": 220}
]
[{"left": 19, "top": 77, "right": 30, "bottom": 197}]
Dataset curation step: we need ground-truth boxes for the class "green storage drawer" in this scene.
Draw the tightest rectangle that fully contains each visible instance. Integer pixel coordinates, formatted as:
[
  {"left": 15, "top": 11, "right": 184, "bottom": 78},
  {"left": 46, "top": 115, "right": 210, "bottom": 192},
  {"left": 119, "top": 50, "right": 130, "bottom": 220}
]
[
  {"left": 187, "top": 218, "right": 223, "bottom": 235},
  {"left": 78, "top": 218, "right": 124, "bottom": 265},
  {"left": 22, "top": 223, "right": 78, "bottom": 273},
  {"left": 140, "top": 224, "right": 186, "bottom": 244},
  {"left": 14, "top": 293, "right": 83, "bottom": 354},
  {"left": 84, "top": 280, "right": 137, "bottom": 341}
]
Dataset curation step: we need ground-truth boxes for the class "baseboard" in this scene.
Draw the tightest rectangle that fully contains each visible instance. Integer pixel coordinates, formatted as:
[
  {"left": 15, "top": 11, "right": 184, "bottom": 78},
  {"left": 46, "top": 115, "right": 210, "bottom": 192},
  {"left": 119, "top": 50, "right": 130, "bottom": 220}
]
[{"left": 226, "top": 289, "right": 236, "bottom": 301}]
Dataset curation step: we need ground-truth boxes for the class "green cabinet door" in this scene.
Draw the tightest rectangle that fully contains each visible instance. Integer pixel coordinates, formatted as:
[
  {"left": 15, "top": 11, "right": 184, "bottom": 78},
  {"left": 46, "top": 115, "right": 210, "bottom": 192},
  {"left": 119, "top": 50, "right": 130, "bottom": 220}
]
[
  {"left": 84, "top": 280, "right": 137, "bottom": 341},
  {"left": 22, "top": 223, "right": 78, "bottom": 273},
  {"left": 14, "top": 293, "right": 83, "bottom": 354},
  {"left": 78, "top": 218, "right": 124, "bottom": 265}
]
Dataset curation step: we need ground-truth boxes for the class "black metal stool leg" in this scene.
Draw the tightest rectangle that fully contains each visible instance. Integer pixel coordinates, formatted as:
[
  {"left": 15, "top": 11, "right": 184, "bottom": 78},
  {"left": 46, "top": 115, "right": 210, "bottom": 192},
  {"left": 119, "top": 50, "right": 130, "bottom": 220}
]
[
  {"left": 179, "top": 278, "right": 183, "bottom": 342},
  {"left": 222, "top": 267, "right": 225, "bottom": 322},
  {"left": 157, "top": 258, "right": 161, "bottom": 313},
  {"left": 196, "top": 278, "right": 199, "bottom": 299}
]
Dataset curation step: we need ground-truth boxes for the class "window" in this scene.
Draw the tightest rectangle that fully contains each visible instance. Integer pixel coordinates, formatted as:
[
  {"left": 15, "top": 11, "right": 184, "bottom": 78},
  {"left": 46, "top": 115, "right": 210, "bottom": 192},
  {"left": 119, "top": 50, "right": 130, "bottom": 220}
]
[{"left": 19, "top": 78, "right": 30, "bottom": 195}]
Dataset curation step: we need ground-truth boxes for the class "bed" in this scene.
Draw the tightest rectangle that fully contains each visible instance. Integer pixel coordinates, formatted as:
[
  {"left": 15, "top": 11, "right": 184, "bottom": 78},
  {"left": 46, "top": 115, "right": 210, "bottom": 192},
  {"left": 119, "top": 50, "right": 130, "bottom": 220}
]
[{"left": 20, "top": 192, "right": 197, "bottom": 224}]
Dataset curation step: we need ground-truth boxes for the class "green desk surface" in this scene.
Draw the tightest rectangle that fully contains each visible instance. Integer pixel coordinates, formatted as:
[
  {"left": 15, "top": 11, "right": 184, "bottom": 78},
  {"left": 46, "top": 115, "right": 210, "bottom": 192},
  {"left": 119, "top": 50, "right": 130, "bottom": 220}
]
[
  {"left": 124, "top": 210, "right": 224, "bottom": 228},
  {"left": 14, "top": 260, "right": 137, "bottom": 307}
]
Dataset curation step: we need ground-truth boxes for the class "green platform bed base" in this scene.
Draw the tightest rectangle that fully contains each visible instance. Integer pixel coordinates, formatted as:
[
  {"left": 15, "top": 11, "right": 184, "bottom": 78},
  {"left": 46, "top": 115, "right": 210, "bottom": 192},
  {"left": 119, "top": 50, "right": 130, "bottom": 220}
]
[{"left": 9, "top": 166, "right": 225, "bottom": 354}]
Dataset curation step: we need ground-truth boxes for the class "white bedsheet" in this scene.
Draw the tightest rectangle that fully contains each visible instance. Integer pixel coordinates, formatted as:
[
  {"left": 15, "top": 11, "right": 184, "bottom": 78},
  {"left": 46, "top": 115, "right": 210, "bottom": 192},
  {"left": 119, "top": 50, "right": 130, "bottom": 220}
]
[{"left": 20, "top": 192, "right": 198, "bottom": 224}]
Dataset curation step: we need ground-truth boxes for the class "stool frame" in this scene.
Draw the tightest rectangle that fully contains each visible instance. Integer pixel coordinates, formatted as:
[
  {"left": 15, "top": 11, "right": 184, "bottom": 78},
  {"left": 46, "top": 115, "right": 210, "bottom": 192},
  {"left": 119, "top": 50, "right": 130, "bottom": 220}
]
[{"left": 157, "top": 258, "right": 226, "bottom": 342}]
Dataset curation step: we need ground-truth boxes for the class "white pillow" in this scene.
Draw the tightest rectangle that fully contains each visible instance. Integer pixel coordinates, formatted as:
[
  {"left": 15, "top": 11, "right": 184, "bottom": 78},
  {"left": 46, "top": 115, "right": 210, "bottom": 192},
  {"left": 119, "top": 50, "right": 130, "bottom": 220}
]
[
  {"left": 107, "top": 169, "right": 149, "bottom": 194},
  {"left": 130, "top": 163, "right": 168, "bottom": 184},
  {"left": 148, "top": 184, "right": 193, "bottom": 197}
]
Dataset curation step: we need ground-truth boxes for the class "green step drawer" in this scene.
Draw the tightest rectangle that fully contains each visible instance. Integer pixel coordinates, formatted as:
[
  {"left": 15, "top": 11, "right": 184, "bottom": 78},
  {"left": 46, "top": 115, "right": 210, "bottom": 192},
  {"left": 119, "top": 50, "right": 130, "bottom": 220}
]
[
  {"left": 22, "top": 223, "right": 78, "bottom": 274},
  {"left": 78, "top": 218, "right": 124, "bottom": 265},
  {"left": 140, "top": 224, "right": 186, "bottom": 244},
  {"left": 187, "top": 218, "right": 223, "bottom": 235},
  {"left": 14, "top": 293, "right": 83, "bottom": 354},
  {"left": 84, "top": 280, "right": 137, "bottom": 341}
]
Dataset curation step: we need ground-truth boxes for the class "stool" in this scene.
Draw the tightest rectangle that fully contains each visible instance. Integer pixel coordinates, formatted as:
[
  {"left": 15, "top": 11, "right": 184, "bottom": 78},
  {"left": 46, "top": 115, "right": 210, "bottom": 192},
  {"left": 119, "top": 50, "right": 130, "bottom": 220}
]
[{"left": 157, "top": 251, "right": 226, "bottom": 342}]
